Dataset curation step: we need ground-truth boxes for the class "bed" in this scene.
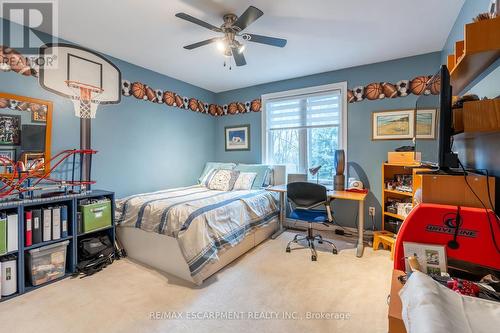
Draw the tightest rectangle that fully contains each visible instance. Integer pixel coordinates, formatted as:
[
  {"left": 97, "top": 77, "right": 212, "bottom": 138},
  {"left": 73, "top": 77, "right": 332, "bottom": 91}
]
[{"left": 115, "top": 165, "right": 285, "bottom": 285}]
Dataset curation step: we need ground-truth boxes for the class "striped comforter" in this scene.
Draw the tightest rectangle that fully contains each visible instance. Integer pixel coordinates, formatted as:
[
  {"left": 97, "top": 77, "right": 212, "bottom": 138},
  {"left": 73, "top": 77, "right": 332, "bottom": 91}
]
[{"left": 116, "top": 185, "right": 279, "bottom": 283}]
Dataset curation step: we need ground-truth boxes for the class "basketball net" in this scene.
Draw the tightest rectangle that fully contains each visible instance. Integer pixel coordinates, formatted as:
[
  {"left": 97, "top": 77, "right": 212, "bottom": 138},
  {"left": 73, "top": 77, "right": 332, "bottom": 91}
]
[{"left": 65, "top": 80, "right": 103, "bottom": 119}]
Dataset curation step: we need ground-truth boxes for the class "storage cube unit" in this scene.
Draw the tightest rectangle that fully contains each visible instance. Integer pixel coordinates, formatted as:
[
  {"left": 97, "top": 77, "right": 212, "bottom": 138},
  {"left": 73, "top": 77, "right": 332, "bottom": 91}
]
[
  {"left": 26, "top": 240, "right": 69, "bottom": 286},
  {"left": 78, "top": 199, "right": 112, "bottom": 234}
]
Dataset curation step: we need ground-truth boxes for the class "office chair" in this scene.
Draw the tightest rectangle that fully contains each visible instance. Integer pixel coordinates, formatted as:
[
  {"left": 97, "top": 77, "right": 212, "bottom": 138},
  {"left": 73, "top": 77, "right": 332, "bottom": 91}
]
[{"left": 286, "top": 182, "right": 338, "bottom": 261}]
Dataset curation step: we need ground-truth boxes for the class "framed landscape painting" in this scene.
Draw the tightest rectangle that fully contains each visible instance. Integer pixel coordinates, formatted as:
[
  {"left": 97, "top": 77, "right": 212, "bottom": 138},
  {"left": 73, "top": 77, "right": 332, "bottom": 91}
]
[
  {"left": 225, "top": 125, "right": 250, "bottom": 151},
  {"left": 372, "top": 110, "right": 414, "bottom": 140},
  {"left": 416, "top": 109, "right": 437, "bottom": 139}
]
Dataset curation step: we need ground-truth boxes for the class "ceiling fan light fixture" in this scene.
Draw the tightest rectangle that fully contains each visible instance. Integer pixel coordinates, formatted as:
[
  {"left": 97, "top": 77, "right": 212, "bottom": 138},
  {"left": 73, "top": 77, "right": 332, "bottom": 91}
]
[
  {"left": 216, "top": 39, "right": 225, "bottom": 52},
  {"left": 238, "top": 44, "right": 245, "bottom": 54}
]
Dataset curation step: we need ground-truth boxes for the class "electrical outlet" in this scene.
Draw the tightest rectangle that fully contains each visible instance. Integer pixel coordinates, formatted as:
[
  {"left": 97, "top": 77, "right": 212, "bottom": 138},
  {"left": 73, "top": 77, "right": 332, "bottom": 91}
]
[{"left": 369, "top": 207, "right": 376, "bottom": 216}]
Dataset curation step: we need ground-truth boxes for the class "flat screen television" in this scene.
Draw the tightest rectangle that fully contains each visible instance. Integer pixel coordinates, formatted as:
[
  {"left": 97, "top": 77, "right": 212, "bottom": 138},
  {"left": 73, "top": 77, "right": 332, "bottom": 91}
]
[
  {"left": 21, "top": 124, "right": 46, "bottom": 152},
  {"left": 415, "top": 65, "right": 458, "bottom": 171}
]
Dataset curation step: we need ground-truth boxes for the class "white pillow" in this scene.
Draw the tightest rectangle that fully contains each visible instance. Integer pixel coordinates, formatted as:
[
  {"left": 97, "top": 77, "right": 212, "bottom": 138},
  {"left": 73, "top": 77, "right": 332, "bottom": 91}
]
[
  {"left": 207, "top": 169, "right": 240, "bottom": 191},
  {"left": 233, "top": 172, "right": 257, "bottom": 190}
]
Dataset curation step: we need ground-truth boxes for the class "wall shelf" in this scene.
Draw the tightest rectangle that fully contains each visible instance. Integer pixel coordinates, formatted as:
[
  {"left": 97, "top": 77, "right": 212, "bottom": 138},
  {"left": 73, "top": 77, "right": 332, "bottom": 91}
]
[
  {"left": 447, "top": 17, "right": 500, "bottom": 95},
  {"left": 384, "top": 211, "right": 405, "bottom": 220},
  {"left": 24, "top": 236, "right": 73, "bottom": 251},
  {"left": 384, "top": 189, "right": 413, "bottom": 197}
]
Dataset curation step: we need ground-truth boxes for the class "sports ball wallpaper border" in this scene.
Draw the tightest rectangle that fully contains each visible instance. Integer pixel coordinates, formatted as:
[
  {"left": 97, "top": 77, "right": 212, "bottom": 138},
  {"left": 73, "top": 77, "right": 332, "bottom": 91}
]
[{"left": 1, "top": 45, "right": 440, "bottom": 117}]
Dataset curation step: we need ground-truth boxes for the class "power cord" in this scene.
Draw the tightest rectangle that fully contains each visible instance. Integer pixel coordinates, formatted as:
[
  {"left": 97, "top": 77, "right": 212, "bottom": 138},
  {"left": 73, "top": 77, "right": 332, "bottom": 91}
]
[{"left": 457, "top": 160, "right": 500, "bottom": 254}]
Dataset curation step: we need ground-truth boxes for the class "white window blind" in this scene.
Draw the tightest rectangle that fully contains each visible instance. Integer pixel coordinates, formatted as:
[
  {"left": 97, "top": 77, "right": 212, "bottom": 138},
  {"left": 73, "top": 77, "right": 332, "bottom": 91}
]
[{"left": 262, "top": 83, "right": 347, "bottom": 183}]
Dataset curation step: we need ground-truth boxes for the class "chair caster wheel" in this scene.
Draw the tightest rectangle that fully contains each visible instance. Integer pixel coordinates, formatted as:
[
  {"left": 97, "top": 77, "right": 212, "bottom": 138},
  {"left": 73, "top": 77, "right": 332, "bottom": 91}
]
[
  {"left": 318, "top": 240, "right": 323, "bottom": 244},
  {"left": 286, "top": 247, "right": 291, "bottom": 253},
  {"left": 311, "top": 255, "right": 317, "bottom": 261},
  {"left": 332, "top": 249, "right": 338, "bottom": 255}
]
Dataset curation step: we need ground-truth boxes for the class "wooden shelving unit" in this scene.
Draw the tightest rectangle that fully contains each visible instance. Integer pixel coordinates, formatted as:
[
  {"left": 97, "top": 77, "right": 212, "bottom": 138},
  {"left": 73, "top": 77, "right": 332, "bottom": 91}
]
[
  {"left": 381, "top": 163, "right": 430, "bottom": 233},
  {"left": 447, "top": 17, "right": 500, "bottom": 95},
  {"left": 0, "top": 190, "right": 115, "bottom": 303}
]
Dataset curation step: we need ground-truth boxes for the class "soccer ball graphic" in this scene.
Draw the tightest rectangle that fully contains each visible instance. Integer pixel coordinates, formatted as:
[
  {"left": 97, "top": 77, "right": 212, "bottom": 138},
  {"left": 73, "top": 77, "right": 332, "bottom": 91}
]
[
  {"left": 352, "top": 86, "right": 364, "bottom": 102},
  {"left": 121, "top": 80, "right": 131, "bottom": 96},
  {"left": 396, "top": 80, "right": 410, "bottom": 97},
  {"left": 155, "top": 89, "right": 163, "bottom": 103},
  {"left": 8, "top": 99, "right": 19, "bottom": 110}
]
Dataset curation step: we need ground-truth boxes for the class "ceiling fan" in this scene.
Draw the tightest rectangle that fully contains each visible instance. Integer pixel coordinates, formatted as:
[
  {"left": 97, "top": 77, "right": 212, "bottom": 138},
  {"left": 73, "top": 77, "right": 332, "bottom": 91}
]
[{"left": 175, "top": 6, "right": 287, "bottom": 67}]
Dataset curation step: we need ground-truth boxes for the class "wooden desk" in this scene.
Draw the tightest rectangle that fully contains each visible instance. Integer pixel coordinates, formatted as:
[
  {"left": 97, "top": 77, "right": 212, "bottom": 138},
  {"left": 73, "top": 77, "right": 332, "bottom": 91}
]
[{"left": 266, "top": 185, "right": 368, "bottom": 257}]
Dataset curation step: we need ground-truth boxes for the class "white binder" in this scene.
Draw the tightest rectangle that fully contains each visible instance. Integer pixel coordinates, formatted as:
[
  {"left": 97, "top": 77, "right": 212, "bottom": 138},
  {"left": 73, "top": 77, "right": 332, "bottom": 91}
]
[
  {"left": 42, "top": 209, "right": 52, "bottom": 242},
  {"left": 7, "top": 214, "right": 18, "bottom": 252},
  {"left": 1, "top": 258, "right": 17, "bottom": 296},
  {"left": 52, "top": 207, "right": 61, "bottom": 240}
]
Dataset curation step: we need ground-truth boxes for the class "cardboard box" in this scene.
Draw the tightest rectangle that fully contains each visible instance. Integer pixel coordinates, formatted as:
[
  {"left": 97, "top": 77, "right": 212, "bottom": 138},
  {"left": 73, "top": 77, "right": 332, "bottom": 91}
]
[{"left": 388, "top": 152, "right": 421, "bottom": 165}]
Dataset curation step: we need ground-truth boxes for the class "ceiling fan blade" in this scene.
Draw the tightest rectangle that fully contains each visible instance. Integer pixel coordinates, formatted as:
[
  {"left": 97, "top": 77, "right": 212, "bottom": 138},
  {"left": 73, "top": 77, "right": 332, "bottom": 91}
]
[
  {"left": 184, "top": 38, "right": 221, "bottom": 50},
  {"left": 231, "top": 47, "right": 247, "bottom": 66},
  {"left": 243, "top": 33, "right": 287, "bottom": 47},
  {"left": 233, "top": 6, "right": 263, "bottom": 31},
  {"left": 175, "top": 12, "right": 222, "bottom": 32}
]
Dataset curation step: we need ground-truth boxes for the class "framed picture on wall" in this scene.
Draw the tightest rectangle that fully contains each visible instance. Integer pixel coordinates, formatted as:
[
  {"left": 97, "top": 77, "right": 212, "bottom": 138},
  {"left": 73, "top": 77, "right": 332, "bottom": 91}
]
[
  {"left": 372, "top": 110, "right": 415, "bottom": 140},
  {"left": 0, "top": 114, "right": 21, "bottom": 145},
  {"left": 0, "top": 149, "right": 16, "bottom": 173},
  {"left": 416, "top": 109, "right": 438, "bottom": 139},
  {"left": 31, "top": 104, "right": 48, "bottom": 123},
  {"left": 23, "top": 152, "right": 45, "bottom": 171},
  {"left": 225, "top": 124, "right": 250, "bottom": 151}
]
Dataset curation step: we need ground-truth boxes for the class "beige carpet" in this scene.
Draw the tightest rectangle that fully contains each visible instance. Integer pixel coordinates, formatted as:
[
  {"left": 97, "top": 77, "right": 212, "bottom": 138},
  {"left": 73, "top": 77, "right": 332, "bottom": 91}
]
[{"left": 0, "top": 232, "right": 392, "bottom": 333}]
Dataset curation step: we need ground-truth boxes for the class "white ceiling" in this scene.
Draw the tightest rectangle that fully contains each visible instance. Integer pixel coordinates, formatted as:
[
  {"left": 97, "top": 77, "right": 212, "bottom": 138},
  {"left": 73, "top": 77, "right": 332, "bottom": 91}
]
[{"left": 13, "top": 0, "right": 465, "bottom": 92}]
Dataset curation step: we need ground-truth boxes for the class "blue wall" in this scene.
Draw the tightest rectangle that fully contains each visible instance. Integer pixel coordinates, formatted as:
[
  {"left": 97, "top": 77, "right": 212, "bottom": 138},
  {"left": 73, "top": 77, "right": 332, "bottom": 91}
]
[
  {"left": 0, "top": 19, "right": 217, "bottom": 198},
  {"left": 215, "top": 52, "right": 442, "bottom": 229}
]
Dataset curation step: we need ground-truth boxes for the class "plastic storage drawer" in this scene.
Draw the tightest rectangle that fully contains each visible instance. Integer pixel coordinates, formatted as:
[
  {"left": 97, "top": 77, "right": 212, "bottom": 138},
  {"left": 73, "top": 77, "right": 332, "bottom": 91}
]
[
  {"left": 79, "top": 200, "right": 112, "bottom": 233},
  {"left": 26, "top": 240, "right": 69, "bottom": 286}
]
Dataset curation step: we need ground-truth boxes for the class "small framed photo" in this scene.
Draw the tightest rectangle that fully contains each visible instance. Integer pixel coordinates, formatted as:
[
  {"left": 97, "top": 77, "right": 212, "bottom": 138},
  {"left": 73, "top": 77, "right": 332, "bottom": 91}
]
[
  {"left": 23, "top": 152, "right": 45, "bottom": 171},
  {"left": 0, "top": 114, "right": 21, "bottom": 145},
  {"left": 31, "top": 104, "right": 48, "bottom": 123},
  {"left": 0, "top": 149, "right": 16, "bottom": 173},
  {"left": 225, "top": 124, "right": 250, "bottom": 151},
  {"left": 416, "top": 109, "right": 438, "bottom": 139},
  {"left": 403, "top": 242, "right": 447, "bottom": 275},
  {"left": 372, "top": 109, "right": 415, "bottom": 140}
]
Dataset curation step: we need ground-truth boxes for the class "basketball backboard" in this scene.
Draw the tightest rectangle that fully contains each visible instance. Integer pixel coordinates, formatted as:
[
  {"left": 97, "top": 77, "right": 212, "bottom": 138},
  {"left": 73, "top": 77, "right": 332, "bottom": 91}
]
[{"left": 39, "top": 43, "right": 121, "bottom": 116}]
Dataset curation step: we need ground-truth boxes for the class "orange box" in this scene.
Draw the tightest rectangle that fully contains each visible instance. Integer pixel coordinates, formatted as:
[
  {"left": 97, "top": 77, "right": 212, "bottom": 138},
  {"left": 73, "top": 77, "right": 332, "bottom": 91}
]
[{"left": 387, "top": 152, "right": 421, "bottom": 165}]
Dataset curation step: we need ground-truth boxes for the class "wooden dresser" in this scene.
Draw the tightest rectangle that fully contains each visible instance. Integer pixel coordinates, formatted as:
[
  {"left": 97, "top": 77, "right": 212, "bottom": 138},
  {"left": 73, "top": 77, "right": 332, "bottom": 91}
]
[{"left": 388, "top": 269, "right": 407, "bottom": 333}]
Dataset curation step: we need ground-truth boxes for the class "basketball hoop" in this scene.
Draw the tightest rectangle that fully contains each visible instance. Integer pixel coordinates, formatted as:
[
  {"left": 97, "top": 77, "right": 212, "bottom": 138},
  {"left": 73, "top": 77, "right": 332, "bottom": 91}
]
[{"left": 65, "top": 80, "right": 104, "bottom": 119}]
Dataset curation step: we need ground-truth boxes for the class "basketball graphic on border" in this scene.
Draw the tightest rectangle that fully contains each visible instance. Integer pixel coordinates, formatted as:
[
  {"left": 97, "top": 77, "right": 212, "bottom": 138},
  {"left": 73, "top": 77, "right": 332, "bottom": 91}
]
[
  {"left": 163, "top": 91, "right": 175, "bottom": 106},
  {"left": 174, "top": 94, "right": 183, "bottom": 108},
  {"left": 228, "top": 102, "right": 238, "bottom": 114},
  {"left": 131, "top": 82, "right": 146, "bottom": 100},
  {"left": 29, "top": 103, "right": 41, "bottom": 112},
  {"left": 188, "top": 98, "right": 198, "bottom": 111},
  {"left": 17, "top": 102, "right": 29, "bottom": 111},
  {"left": 0, "top": 98, "right": 8, "bottom": 109},
  {"left": 209, "top": 104, "right": 217, "bottom": 116},
  {"left": 1, "top": 47, "right": 31, "bottom": 76},
  {"left": 429, "top": 76, "right": 441, "bottom": 95},
  {"left": 365, "top": 83, "right": 384, "bottom": 100},
  {"left": 250, "top": 99, "right": 261, "bottom": 112},
  {"left": 410, "top": 76, "right": 429, "bottom": 95},
  {"left": 216, "top": 105, "right": 223, "bottom": 116},
  {"left": 382, "top": 82, "right": 398, "bottom": 98}
]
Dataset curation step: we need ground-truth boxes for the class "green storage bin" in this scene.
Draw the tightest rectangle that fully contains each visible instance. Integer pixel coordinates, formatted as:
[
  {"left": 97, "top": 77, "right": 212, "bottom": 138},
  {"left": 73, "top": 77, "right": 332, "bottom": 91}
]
[
  {"left": 79, "top": 200, "right": 112, "bottom": 233},
  {"left": 0, "top": 217, "right": 6, "bottom": 255}
]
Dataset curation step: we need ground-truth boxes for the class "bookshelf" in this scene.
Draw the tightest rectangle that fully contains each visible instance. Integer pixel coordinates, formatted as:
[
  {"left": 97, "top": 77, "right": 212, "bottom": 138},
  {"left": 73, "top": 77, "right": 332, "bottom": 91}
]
[
  {"left": 0, "top": 190, "right": 115, "bottom": 302},
  {"left": 381, "top": 163, "right": 429, "bottom": 234}
]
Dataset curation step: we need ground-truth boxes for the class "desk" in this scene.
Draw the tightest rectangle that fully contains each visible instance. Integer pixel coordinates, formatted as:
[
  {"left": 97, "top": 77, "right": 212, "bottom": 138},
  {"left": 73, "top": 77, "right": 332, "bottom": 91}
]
[{"left": 266, "top": 185, "right": 368, "bottom": 257}]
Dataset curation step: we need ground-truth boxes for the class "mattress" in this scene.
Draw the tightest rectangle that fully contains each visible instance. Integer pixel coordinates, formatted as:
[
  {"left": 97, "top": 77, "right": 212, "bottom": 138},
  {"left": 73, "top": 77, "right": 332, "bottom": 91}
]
[{"left": 116, "top": 185, "right": 279, "bottom": 282}]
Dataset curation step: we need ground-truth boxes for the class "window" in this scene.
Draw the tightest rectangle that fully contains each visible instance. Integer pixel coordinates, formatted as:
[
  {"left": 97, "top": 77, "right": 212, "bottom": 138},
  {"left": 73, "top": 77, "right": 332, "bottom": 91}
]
[{"left": 262, "top": 82, "right": 347, "bottom": 183}]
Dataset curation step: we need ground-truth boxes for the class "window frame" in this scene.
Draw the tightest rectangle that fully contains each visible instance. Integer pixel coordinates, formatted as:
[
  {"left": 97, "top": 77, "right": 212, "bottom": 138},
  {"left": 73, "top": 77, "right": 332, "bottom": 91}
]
[{"left": 261, "top": 82, "right": 348, "bottom": 181}]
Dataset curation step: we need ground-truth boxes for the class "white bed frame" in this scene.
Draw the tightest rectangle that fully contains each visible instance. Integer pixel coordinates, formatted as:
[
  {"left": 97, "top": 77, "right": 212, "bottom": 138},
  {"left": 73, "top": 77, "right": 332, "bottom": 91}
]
[{"left": 116, "top": 165, "right": 286, "bottom": 285}]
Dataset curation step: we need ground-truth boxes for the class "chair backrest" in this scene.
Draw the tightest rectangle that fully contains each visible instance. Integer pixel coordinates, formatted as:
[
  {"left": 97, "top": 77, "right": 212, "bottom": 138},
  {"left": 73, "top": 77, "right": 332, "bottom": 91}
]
[{"left": 287, "top": 182, "right": 327, "bottom": 208}]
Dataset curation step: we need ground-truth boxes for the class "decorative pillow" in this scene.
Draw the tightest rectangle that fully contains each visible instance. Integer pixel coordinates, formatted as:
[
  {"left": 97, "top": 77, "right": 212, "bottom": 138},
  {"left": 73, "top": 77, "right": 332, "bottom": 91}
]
[
  {"left": 233, "top": 172, "right": 257, "bottom": 190},
  {"left": 198, "top": 162, "right": 236, "bottom": 184},
  {"left": 207, "top": 169, "right": 240, "bottom": 191},
  {"left": 234, "top": 164, "right": 270, "bottom": 189}
]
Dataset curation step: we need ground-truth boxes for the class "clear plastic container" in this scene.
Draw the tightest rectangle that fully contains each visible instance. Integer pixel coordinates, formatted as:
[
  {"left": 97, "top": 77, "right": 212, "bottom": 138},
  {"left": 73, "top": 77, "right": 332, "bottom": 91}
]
[{"left": 26, "top": 240, "right": 69, "bottom": 286}]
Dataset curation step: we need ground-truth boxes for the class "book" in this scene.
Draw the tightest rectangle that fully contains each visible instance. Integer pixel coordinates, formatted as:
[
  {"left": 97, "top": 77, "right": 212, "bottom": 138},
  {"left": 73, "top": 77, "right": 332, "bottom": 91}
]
[
  {"left": 60, "top": 206, "right": 68, "bottom": 238},
  {"left": 52, "top": 207, "right": 61, "bottom": 240},
  {"left": 32, "top": 209, "right": 42, "bottom": 244},
  {"left": 6, "top": 214, "right": 18, "bottom": 252},
  {"left": 25, "top": 211, "right": 33, "bottom": 247},
  {"left": 42, "top": 208, "right": 52, "bottom": 242},
  {"left": 0, "top": 215, "right": 6, "bottom": 255}
]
